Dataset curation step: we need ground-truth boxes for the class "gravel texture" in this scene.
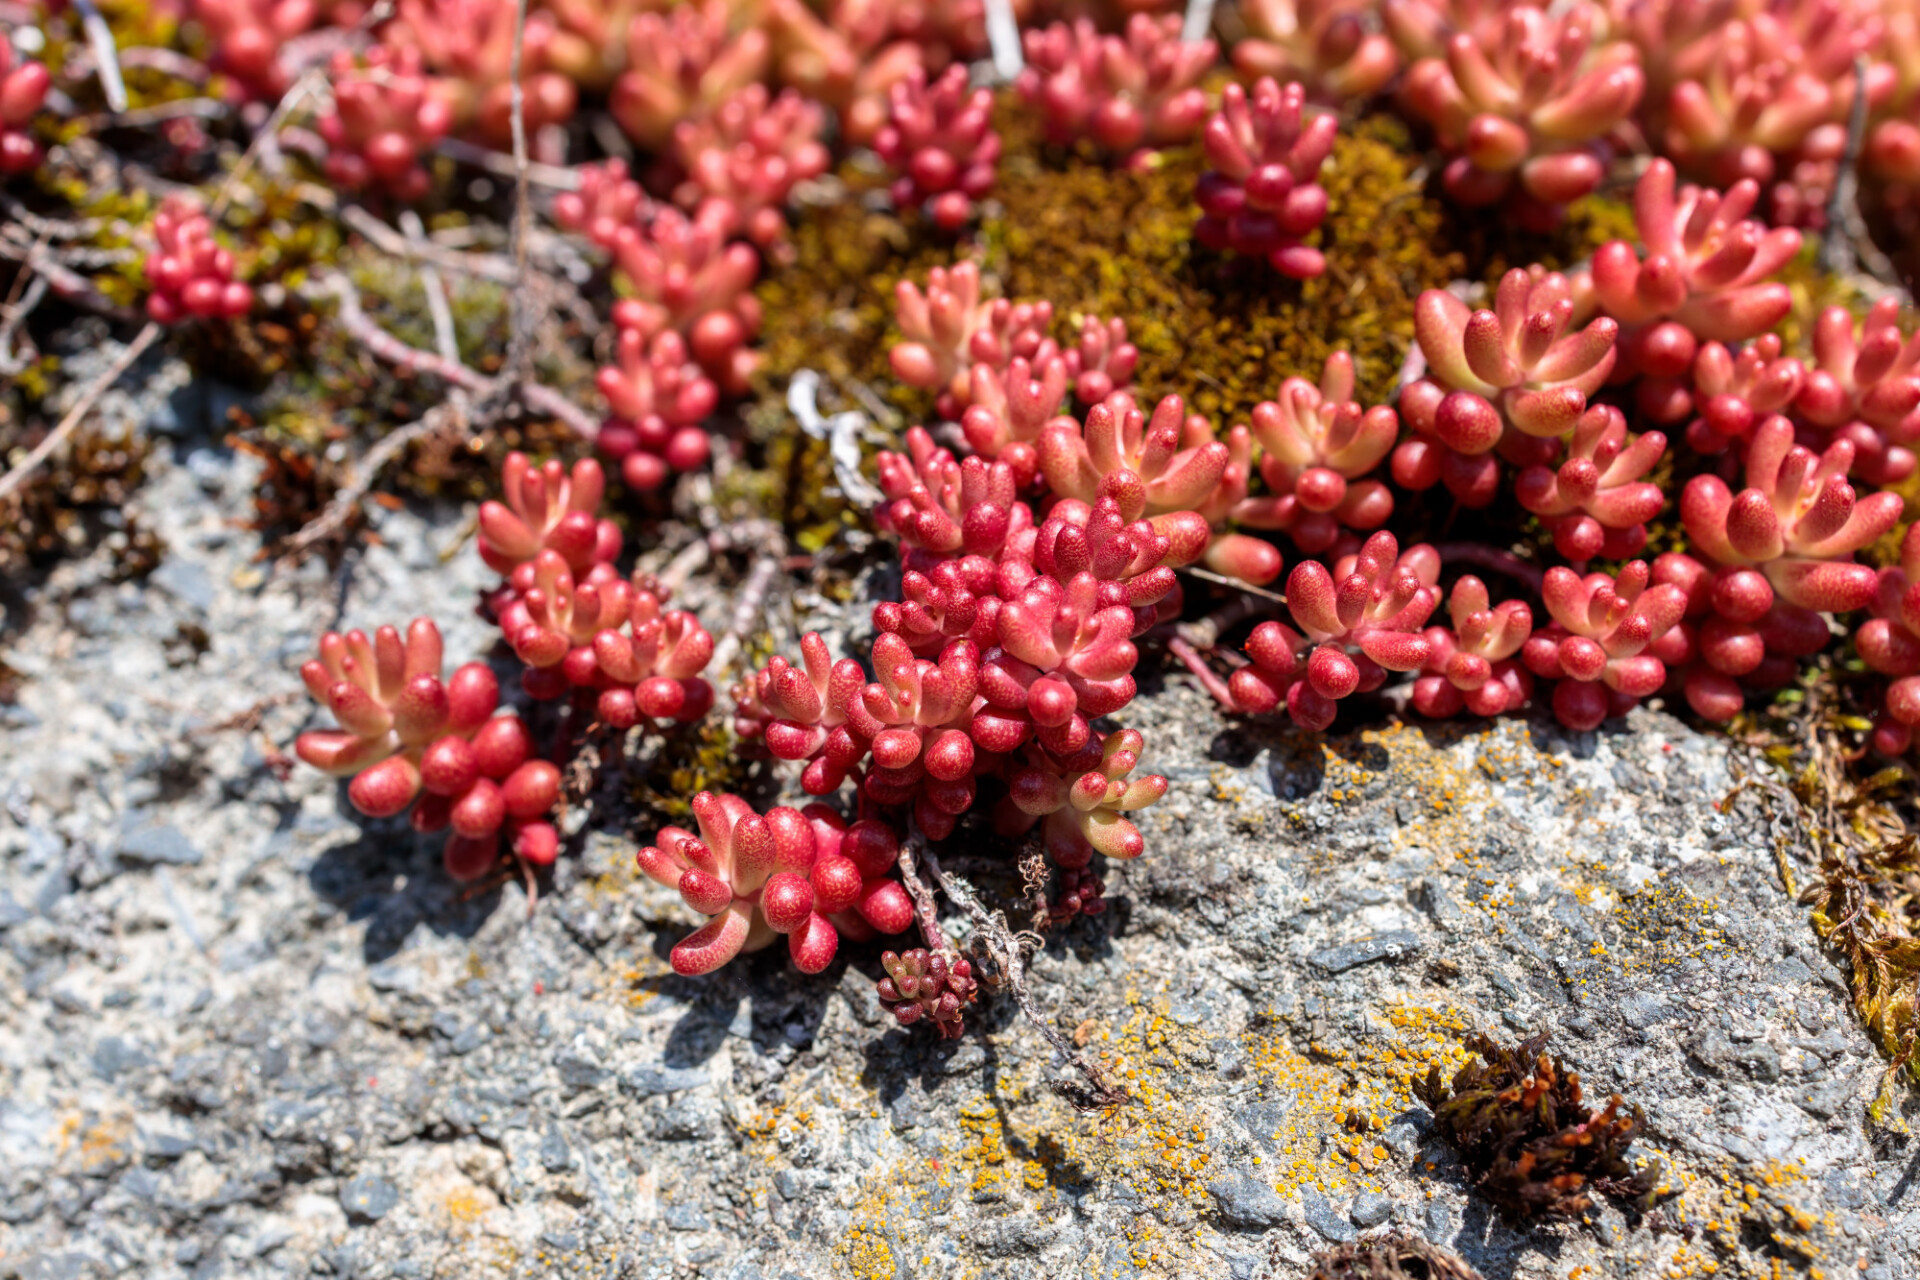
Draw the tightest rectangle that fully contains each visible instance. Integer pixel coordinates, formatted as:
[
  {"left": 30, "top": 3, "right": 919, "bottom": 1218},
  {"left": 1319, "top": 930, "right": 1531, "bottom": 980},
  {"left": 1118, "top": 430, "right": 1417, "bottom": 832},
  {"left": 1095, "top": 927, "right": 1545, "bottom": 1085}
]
[{"left": 1, "top": 357, "right": 1916, "bottom": 1280}]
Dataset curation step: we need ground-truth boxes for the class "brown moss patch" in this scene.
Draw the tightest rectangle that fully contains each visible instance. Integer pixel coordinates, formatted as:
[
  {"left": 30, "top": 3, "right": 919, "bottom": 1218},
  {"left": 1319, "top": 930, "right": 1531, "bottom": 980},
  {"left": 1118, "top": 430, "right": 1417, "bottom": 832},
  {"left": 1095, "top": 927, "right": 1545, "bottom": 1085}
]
[
  {"left": 0, "top": 420, "right": 163, "bottom": 584},
  {"left": 752, "top": 169, "right": 953, "bottom": 425},
  {"left": 986, "top": 114, "right": 1457, "bottom": 422}
]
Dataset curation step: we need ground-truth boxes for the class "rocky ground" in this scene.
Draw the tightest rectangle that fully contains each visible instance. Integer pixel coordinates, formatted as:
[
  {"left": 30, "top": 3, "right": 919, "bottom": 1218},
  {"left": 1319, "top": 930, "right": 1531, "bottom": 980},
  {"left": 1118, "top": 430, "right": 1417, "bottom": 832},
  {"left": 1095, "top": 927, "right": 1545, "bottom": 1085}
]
[{"left": 1, "top": 346, "right": 1917, "bottom": 1280}]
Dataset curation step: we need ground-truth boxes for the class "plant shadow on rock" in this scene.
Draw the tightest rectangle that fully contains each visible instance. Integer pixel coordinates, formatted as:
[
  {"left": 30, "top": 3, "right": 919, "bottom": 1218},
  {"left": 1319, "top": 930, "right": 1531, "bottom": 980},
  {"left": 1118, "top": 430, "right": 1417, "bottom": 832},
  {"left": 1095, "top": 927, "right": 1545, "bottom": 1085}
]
[
  {"left": 652, "top": 947, "right": 833, "bottom": 1070},
  {"left": 305, "top": 799, "right": 507, "bottom": 964}
]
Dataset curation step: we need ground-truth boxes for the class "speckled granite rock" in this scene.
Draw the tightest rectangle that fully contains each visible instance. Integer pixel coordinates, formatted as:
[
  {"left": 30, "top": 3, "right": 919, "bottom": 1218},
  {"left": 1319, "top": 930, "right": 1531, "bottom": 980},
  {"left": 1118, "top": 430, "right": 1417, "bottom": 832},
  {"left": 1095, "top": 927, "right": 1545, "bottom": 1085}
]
[{"left": 0, "top": 367, "right": 1913, "bottom": 1280}]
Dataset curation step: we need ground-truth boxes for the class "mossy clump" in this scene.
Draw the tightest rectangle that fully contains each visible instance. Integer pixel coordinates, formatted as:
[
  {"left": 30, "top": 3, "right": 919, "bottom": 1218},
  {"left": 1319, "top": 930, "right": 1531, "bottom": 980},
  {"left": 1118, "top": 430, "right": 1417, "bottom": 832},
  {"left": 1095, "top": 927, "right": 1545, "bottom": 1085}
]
[
  {"left": 986, "top": 114, "right": 1457, "bottom": 421},
  {"left": 752, "top": 170, "right": 955, "bottom": 423},
  {"left": 1794, "top": 787, "right": 1920, "bottom": 1119},
  {"left": 628, "top": 714, "right": 760, "bottom": 824},
  {"left": 1415, "top": 1031, "right": 1659, "bottom": 1222},
  {"left": 0, "top": 421, "right": 162, "bottom": 584},
  {"left": 1305, "top": 1233, "right": 1486, "bottom": 1280},
  {"left": 727, "top": 398, "right": 862, "bottom": 555}
]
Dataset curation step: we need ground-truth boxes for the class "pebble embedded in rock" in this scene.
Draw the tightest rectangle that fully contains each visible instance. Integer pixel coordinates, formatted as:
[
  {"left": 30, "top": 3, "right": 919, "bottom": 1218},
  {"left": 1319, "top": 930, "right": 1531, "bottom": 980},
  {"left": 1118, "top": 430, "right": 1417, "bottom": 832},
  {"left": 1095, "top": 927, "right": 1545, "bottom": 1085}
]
[
  {"left": 1208, "top": 1168, "right": 1290, "bottom": 1230},
  {"left": 1350, "top": 1190, "right": 1392, "bottom": 1228},
  {"left": 1301, "top": 1185, "right": 1357, "bottom": 1243},
  {"left": 1309, "top": 930, "right": 1422, "bottom": 974},
  {"left": 115, "top": 820, "right": 202, "bottom": 867},
  {"left": 339, "top": 1175, "right": 398, "bottom": 1223}
]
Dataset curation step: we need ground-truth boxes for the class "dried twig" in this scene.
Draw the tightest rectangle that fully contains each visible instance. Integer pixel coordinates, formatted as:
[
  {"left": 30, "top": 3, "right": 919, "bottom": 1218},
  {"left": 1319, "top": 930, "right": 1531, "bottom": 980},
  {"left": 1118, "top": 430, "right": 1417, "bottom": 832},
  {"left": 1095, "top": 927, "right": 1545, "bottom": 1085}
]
[
  {"left": 84, "top": 97, "right": 227, "bottom": 130},
  {"left": 504, "top": 0, "right": 536, "bottom": 387},
  {"left": 518, "top": 381, "right": 599, "bottom": 438},
  {"left": 338, "top": 205, "right": 519, "bottom": 286},
  {"left": 400, "top": 210, "right": 460, "bottom": 369},
  {"left": 895, "top": 839, "right": 951, "bottom": 954},
  {"left": 315, "top": 271, "right": 597, "bottom": 437},
  {"left": 710, "top": 555, "right": 785, "bottom": 677},
  {"left": 0, "top": 321, "right": 161, "bottom": 503},
  {"left": 0, "top": 229, "right": 127, "bottom": 311},
  {"left": 322, "top": 271, "right": 480, "bottom": 387},
  {"left": 658, "top": 535, "right": 713, "bottom": 595},
  {"left": 1182, "top": 0, "right": 1218, "bottom": 43},
  {"left": 1179, "top": 564, "right": 1287, "bottom": 602},
  {"left": 1435, "top": 541, "right": 1544, "bottom": 592},
  {"left": 919, "top": 843, "right": 1129, "bottom": 1111},
  {"left": 209, "top": 69, "right": 324, "bottom": 220},
  {"left": 1820, "top": 55, "right": 1900, "bottom": 286},
  {"left": 62, "top": 44, "right": 211, "bottom": 85},
  {"left": 280, "top": 402, "right": 468, "bottom": 558},
  {"left": 71, "top": 0, "right": 128, "bottom": 112},
  {"left": 434, "top": 137, "right": 580, "bottom": 191},
  {"left": 1154, "top": 592, "right": 1269, "bottom": 651},
  {"left": 983, "top": 0, "right": 1024, "bottom": 81},
  {"left": 0, "top": 271, "right": 48, "bottom": 376}
]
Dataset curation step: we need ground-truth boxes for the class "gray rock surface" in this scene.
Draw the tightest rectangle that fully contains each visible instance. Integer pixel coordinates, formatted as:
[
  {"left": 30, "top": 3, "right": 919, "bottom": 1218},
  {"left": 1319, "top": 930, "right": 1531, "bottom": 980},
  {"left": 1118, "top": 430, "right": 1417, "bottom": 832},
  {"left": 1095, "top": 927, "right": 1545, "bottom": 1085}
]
[{"left": 1, "top": 365, "right": 1916, "bottom": 1279}]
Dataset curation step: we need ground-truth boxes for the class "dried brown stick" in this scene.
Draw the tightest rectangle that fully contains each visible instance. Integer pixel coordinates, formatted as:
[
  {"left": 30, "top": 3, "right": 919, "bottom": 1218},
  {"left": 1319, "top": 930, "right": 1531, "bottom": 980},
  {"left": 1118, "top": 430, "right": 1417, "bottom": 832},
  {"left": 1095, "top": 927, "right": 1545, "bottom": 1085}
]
[
  {"left": 919, "top": 844, "right": 1128, "bottom": 1110},
  {"left": 504, "top": 0, "right": 536, "bottom": 386},
  {"left": 433, "top": 137, "right": 580, "bottom": 191},
  {"left": 0, "top": 234, "right": 123, "bottom": 308},
  {"left": 0, "top": 321, "right": 161, "bottom": 503},
  {"left": 895, "top": 840, "right": 951, "bottom": 955},
  {"left": 83, "top": 97, "right": 228, "bottom": 130},
  {"left": 400, "top": 210, "right": 459, "bottom": 368},
  {"left": 0, "top": 269, "right": 48, "bottom": 375},
  {"left": 317, "top": 272, "right": 597, "bottom": 437},
  {"left": 1180, "top": 564, "right": 1287, "bottom": 603},
  {"left": 518, "top": 382, "right": 599, "bottom": 438},
  {"left": 71, "top": 0, "right": 128, "bottom": 112},
  {"left": 338, "top": 205, "right": 521, "bottom": 286},
  {"left": 280, "top": 403, "right": 468, "bottom": 557},
  {"left": 323, "top": 272, "right": 482, "bottom": 388},
  {"left": 1819, "top": 55, "right": 1897, "bottom": 284},
  {"left": 709, "top": 555, "right": 785, "bottom": 677}
]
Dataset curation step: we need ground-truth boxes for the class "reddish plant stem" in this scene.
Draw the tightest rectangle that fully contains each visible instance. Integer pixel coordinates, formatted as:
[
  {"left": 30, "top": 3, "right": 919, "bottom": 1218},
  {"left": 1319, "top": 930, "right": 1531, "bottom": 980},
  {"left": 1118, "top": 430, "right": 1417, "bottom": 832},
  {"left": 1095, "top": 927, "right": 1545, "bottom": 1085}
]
[
  {"left": 1435, "top": 542, "right": 1544, "bottom": 593},
  {"left": 319, "top": 271, "right": 598, "bottom": 438},
  {"left": 895, "top": 838, "right": 949, "bottom": 955},
  {"left": 1169, "top": 636, "right": 1237, "bottom": 710}
]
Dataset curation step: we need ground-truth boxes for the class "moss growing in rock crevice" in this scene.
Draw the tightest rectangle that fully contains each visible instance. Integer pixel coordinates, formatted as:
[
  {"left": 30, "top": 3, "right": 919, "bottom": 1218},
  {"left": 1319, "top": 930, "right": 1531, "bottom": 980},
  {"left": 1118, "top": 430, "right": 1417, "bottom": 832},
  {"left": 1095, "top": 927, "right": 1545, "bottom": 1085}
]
[
  {"left": 756, "top": 108, "right": 1644, "bottom": 446},
  {"left": 986, "top": 113, "right": 1457, "bottom": 422}
]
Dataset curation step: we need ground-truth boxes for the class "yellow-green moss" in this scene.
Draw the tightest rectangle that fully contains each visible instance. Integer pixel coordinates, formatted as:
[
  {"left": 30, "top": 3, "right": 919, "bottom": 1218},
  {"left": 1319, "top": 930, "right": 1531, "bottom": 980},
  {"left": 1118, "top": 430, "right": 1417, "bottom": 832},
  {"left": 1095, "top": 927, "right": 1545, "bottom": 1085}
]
[
  {"left": 752, "top": 170, "right": 952, "bottom": 423},
  {"left": 628, "top": 707, "right": 759, "bottom": 824},
  {"left": 986, "top": 114, "right": 1457, "bottom": 421}
]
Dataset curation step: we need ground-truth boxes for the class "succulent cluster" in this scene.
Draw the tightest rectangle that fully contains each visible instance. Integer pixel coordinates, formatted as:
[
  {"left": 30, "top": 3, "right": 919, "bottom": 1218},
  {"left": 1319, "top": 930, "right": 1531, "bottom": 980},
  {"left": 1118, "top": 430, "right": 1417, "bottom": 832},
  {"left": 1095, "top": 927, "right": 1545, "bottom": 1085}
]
[
  {"left": 1415, "top": 1032, "right": 1660, "bottom": 1221},
  {"left": 874, "top": 65, "right": 1000, "bottom": 230},
  {"left": 1193, "top": 77, "right": 1339, "bottom": 279},
  {"left": 636, "top": 795, "right": 912, "bottom": 976},
  {"left": 144, "top": 197, "right": 254, "bottom": 325},
  {"left": 293, "top": 619, "right": 562, "bottom": 881},
  {"left": 317, "top": 47, "right": 454, "bottom": 202},
  {"left": 1016, "top": 14, "right": 1215, "bottom": 159},
  {"left": 477, "top": 453, "right": 718, "bottom": 722},
  {"left": 12, "top": 0, "right": 1912, "bottom": 1071},
  {"left": 1400, "top": 4, "right": 1642, "bottom": 226}
]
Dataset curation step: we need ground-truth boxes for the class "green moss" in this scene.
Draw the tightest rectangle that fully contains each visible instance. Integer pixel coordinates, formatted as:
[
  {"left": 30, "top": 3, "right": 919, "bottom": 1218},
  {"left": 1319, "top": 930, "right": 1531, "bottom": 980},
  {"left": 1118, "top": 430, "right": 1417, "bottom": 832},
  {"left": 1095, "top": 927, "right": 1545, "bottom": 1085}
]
[
  {"left": 628, "top": 709, "right": 761, "bottom": 823},
  {"left": 757, "top": 109, "right": 1634, "bottom": 441},
  {"left": 752, "top": 167, "right": 951, "bottom": 423},
  {"left": 986, "top": 113, "right": 1458, "bottom": 421}
]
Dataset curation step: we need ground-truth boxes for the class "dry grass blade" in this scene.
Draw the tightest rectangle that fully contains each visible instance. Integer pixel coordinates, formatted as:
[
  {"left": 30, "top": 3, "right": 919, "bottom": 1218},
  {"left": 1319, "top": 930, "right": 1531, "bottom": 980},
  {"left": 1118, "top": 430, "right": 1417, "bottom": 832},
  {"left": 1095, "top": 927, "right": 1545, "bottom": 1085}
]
[{"left": 0, "top": 321, "right": 161, "bottom": 503}]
